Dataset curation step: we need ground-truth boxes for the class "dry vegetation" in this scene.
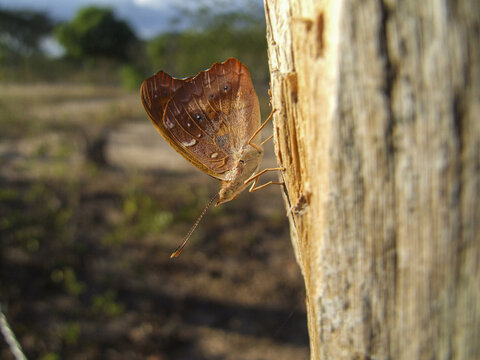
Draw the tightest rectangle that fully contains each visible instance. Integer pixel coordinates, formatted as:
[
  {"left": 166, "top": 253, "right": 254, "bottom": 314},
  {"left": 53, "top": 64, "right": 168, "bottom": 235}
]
[{"left": 0, "top": 83, "right": 308, "bottom": 359}]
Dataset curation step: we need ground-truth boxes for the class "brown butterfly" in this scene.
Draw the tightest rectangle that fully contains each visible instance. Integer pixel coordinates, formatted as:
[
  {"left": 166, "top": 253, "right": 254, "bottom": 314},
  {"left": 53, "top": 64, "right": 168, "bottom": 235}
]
[{"left": 140, "top": 58, "right": 283, "bottom": 257}]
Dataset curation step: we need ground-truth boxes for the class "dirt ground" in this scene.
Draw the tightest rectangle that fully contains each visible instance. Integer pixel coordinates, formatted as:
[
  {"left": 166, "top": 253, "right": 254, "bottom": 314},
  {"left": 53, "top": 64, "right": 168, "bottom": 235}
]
[{"left": 0, "top": 83, "right": 309, "bottom": 359}]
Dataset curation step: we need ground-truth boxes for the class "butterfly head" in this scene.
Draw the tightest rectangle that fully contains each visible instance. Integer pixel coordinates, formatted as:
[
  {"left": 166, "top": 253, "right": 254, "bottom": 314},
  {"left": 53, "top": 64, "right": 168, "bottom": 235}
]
[{"left": 216, "top": 146, "right": 263, "bottom": 206}]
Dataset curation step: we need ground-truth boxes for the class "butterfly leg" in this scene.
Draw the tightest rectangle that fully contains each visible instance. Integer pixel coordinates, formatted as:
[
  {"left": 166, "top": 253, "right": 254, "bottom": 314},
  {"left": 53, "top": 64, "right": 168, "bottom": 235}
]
[
  {"left": 261, "top": 134, "right": 274, "bottom": 145},
  {"left": 245, "top": 167, "right": 285, "bottom": 192},
  {"left": 248, "top": 109, "right": 277, "bottom": 152}
]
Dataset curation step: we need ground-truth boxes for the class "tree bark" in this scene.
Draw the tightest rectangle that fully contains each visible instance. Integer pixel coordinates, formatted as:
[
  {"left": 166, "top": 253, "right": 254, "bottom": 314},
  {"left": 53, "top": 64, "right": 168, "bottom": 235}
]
[{"left": 264, "top": 0, "right": 479, "bottom": 359}]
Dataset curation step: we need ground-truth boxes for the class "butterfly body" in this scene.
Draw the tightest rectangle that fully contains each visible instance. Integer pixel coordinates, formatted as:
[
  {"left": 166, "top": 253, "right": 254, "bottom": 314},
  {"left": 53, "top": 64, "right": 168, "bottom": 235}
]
[
  {"left": 217, "top": 143, "right": 263, "bottom": 204},
  {"left": 141, "top": 58, "right": 264, "bottom": 205}
]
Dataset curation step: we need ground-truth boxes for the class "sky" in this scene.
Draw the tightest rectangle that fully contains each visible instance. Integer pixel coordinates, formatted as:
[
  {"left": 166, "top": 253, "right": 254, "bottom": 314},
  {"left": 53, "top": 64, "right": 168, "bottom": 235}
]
[{"left": 1, "top": 0, "right": 264, "bottom": 39}]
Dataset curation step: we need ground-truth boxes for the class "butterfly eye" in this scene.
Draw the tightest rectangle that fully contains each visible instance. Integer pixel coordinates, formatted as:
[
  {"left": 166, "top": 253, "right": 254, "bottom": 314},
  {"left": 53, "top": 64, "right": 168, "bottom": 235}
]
[
  {"left": 196, "top": 114, "right": 203, "bottom": 122},
  {"left": 223, "top": 85, "right": 229, "bottom": 91}
]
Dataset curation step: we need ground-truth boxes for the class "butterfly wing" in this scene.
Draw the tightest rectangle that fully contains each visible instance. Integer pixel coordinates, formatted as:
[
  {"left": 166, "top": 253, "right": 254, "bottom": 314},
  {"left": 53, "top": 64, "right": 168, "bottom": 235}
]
[
  {"left": 140, "top": 58, "right": 261, "bottom": 179},
  {"left": 141, "top": 71, "right": 212, "bottom": 172},
  {"left": 162, "top": 58, "right": 261, "bottom": 179}
]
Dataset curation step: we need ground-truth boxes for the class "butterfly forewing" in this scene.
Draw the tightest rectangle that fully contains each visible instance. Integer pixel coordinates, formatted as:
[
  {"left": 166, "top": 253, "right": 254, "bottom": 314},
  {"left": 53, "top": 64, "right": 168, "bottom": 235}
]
[{"left": 163, "top": 58, "right": 261, "bottom": 178}]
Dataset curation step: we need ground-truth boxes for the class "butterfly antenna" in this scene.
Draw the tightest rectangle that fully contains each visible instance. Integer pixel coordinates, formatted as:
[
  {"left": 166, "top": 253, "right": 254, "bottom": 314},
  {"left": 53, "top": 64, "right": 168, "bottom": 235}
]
[{"left": 170, "top": 194, "right": 218, "bottom": 258}]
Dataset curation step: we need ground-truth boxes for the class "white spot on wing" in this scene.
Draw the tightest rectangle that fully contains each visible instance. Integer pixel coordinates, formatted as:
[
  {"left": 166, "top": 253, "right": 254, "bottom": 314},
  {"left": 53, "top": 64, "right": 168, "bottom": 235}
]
[
  {"left": 182, "top": 139, "right": 197, "bottom": 147},
  {"left": 165, "top": 118, "right": 175, "bottom": 129}
]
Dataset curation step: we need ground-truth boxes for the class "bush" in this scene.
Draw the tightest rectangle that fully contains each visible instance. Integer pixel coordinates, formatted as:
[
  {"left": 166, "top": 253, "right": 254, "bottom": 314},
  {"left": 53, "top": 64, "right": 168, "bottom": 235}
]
[{"left": 55, "top": 6, "right": 137, "bottom": 63}]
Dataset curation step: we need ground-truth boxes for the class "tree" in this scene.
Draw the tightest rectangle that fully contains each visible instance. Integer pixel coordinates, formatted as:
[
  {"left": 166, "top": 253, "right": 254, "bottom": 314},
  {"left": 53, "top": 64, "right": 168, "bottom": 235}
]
[
  {"left": 0, "top": 8, "right": 52, "bottom": 62},
  {"left": 55, "top": 6, "right": 137, "bottom": 62},
  {"left": 265, "top": 0, "right": 479, "bottom": 359}
]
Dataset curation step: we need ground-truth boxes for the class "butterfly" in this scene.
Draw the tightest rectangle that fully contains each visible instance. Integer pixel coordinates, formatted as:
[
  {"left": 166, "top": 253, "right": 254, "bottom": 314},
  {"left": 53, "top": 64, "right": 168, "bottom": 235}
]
[{"left": 140, "top": 58, "right": 283, "bottom": 257}]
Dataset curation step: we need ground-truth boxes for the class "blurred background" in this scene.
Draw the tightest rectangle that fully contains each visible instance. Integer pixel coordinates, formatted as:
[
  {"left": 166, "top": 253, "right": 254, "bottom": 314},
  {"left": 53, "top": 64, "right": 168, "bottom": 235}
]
[{"left": 0, "top": 0, "right": 308, "bottom": 359}]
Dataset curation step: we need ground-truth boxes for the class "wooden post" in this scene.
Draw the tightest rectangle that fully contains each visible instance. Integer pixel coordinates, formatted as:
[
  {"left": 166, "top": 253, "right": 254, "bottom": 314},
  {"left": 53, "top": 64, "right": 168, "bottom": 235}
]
[{"left": 264, "top": 0, "right": 480, "bottom": 358}]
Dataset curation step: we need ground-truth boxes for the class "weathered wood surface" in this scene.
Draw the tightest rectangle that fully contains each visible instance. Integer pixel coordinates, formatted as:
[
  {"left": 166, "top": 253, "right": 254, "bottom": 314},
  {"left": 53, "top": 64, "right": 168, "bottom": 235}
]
[{"left": 264, "top": 0, "right": 479, "bottom": 358}]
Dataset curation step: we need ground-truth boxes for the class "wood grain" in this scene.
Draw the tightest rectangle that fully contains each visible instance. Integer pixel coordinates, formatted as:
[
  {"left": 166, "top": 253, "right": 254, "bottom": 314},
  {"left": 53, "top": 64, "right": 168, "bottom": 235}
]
[{"left": 265, "top": 0, "right": 480, "bottom": 358}]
